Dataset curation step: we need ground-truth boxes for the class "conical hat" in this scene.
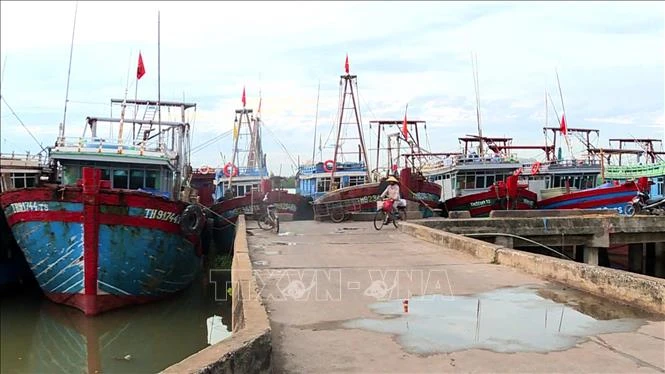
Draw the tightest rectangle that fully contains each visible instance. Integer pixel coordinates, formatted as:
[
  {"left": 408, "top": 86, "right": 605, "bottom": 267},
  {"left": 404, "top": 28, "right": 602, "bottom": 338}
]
[{"left": 386, "top": 176, "right": 399, "bottom": 183}]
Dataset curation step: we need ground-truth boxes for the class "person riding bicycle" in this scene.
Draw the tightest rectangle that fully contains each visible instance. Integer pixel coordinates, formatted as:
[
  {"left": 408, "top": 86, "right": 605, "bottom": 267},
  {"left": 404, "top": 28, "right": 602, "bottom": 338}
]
[{"left": 379, "top": 176, "right": 406, "bottom": 212}]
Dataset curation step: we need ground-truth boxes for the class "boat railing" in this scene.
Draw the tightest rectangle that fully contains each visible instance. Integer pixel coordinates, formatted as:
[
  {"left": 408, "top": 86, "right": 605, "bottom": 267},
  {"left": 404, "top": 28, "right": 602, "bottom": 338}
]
[
  {"left": 52, "top": 136, "right": 177, "bottom": 160},
  {"left": 0, "top": 152, "right": 44, "bottom": 164},
  {"left": 604, "top": 161, "right": 665, "bottom": 179},
  {"left": 214, "top": 166, "right": 268, "bottom": 178},
  {"left": 298, "top": 162, "right": 367, "bottom": 175},
  {"left": 547, "top": 159, "right": 602, "bottom": 170},
  {"left": 421, "top": 154, "right": 521, "bottom": 174}
]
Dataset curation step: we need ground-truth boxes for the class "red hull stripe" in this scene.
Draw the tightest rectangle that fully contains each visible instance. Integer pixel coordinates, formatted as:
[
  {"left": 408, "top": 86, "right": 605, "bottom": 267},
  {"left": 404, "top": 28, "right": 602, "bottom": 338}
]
[
  {"left": 6, "top": 211, "right": 82, "bottom": 226},
  {"left": 1, "top": 187, "right": 185, "bottom": 214}
]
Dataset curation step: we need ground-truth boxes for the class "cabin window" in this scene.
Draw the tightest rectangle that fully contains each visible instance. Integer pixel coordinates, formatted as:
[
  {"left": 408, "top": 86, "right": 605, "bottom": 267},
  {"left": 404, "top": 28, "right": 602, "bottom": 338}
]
[
  {"left": 317, "top": 178, "right": 330, "bottom": 192},
  {"left": 553, "top": 176, "right": 562, "bottom": 188},
  {"left": 145, "top": 170, "right": 158, "bottom": 189},
  {"left": 486, "top": 175, "right": 495, "bottom": 186},
  {"left": 465, "top": 175, "right": 475, "bottom": 189},
  {"left": 130, "top": 170, "right": 145, "bottom": 189},
  {"left": 101, "top": 168, "right": 111, "bottom": 181},
  {"left": 580, "top": 175, "right": 595, "bottom": 189},
  {"left": 316, "top": 177, "right": 340, "bottom": 192},
  {"left": 113, "top": 169, "right": 129, "bottom": 189},
  {"left": 10, "top": 173, "right": 37, "bottom": 189},
  {"left": 475, "top": 175, "right": 485, "bottom": 188},
  {"left": 349, "top": 176, "right": 365, "bottom": 186}
]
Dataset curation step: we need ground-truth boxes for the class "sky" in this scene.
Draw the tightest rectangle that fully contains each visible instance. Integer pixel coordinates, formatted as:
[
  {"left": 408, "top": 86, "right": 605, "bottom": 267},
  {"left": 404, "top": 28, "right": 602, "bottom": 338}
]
[{"left": 1, "top": 1, "right": 663, "bottom": 176}]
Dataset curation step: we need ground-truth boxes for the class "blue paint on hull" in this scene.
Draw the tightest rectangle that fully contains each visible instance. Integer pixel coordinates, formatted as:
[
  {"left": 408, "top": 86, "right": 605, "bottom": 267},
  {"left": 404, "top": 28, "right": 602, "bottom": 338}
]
[
  {"left": 6, "top": 205, "right": 200, "bottom": 299},
  {"left": 540, "top": 191, "right": 637, "bottom": 209},
  {"left": 97, "top": 225, "right": 199, "bottom": 297},
  {"left": 11, "top": 220, "right": 85, "bottom": 294}
]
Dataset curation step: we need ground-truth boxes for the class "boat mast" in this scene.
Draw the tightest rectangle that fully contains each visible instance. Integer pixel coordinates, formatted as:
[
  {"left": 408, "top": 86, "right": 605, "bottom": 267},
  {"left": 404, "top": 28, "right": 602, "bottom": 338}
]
[
  {"left": 311, "top": 80, "right": 320, "bottom": 163},
  {"left": 330, "top": 55, "right": 371, "bottom": 186},
  {"left": 556, "top": 70, "right": 574, "bottom": 160},
  {"left": 471, "top": 53, "right": 483, "bottom": 157},
  {"left": 59, "top": 1, "right": 78, "bottom": 145},
  {"left": 157, "top": 11, "right": 162, "bottom": 150}
]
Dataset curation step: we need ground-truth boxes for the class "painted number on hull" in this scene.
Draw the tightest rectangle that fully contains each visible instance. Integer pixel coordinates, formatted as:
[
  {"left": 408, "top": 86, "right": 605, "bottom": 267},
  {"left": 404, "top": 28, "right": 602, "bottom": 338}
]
[
  {"left": 6, "top": 202, "right": 49, "bottom": 216},
  {"left": 144, "top": 209, "right": 181, "bottom": 224},
  {"left": 469, "top": 199, "right": 492, "bottom": 208}
]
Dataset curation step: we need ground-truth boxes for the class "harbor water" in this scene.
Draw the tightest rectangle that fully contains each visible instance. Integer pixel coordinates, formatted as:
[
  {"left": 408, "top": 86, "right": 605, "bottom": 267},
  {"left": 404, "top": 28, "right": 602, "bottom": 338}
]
[{"left": 1, "top": 268, "right": 232, "bottom": 374}]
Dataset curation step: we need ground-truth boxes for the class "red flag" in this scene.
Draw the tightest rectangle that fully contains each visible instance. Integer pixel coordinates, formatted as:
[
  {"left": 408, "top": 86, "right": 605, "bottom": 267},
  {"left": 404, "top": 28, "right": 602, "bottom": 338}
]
[
  {"left": 344, "top": 54, "right": 349, "bottom": 74},
  {"left": 560, "top": 113, "right": 567, "bottom": 135},
  {"left": 402, "top": 112, "right": 408, "bottom": 138},
  {"left": 136, "top": 52, "right": 146, "bottom": 80},
  {"left": 242, "top": 87, "right": 246, "bottom": 107}
]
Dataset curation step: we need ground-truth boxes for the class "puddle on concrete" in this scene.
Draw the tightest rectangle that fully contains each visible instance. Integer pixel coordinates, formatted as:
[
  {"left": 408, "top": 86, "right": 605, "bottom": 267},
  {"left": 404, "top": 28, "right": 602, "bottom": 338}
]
[
  {"left": 278, "top": 232, "right": 292, "bottom": 236},
  {"left": 252, "top": 260, "right": 269, "bottom": 266},
  {"left": 343, "top": 285, "right": 657, "bottom": 355}
]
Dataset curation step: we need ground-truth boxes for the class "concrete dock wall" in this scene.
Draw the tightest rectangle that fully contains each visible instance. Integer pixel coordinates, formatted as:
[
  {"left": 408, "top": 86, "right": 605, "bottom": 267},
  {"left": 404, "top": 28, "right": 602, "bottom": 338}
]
[
  {"left": 163, "top": 215, "right": 272, "bottom": 374},
  {"left": 400, "top": 221, "right": 665, "bottom": 315}
]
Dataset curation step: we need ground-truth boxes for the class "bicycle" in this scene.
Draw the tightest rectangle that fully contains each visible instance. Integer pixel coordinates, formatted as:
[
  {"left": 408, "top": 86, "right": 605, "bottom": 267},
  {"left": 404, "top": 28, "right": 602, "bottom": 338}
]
[
  {"left": 373, "top": 199, "right": 405, "bottom": 230},
  {"left": 257, "top": 203, "right": 280, "bottom": 234}
]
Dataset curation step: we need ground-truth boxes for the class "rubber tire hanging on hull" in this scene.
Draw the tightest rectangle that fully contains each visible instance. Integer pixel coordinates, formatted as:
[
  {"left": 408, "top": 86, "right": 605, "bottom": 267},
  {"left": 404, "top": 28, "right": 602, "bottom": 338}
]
[
  {"left": 181, "top": 205, "right": 205, "bottom": 236},
  {"left": 330, "top": 208, "right": 346, "bottom": 223}
]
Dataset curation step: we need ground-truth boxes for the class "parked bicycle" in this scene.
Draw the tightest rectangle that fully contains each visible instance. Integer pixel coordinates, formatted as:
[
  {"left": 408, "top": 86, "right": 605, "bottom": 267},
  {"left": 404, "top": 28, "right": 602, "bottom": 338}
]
[
  {"left": 373, "top": 199, "right": 405, "bottom": 230},
  {"left": 258, "top": 195, "right": 280, "bottom": 233}
]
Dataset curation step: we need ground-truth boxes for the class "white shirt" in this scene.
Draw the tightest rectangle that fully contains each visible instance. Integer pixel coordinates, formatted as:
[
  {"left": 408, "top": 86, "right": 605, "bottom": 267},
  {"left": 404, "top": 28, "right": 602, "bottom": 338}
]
[{"left": 381, "top": 184, "right": 400, "bottom": 200}]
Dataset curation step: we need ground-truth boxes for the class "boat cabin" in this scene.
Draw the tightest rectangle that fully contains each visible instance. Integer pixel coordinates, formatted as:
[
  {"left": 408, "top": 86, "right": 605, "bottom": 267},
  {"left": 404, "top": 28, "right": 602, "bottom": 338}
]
[
  {"left": 213, "top": 165, "right": 268, "bottom": 201},
  {"left": 296, "top": 161, "right": 368, "bottom": 199},
  {"left": 49, "top": 99, "right": 195, "bottom": 200},
  {"left": 0, "top": 153, "right": 48, "bottom": 192}
]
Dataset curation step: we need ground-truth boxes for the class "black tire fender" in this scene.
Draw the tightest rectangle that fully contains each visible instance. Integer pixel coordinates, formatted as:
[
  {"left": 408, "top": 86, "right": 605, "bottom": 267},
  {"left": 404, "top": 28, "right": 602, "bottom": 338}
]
[{"left": 181, "top": 205, "right": 205, "bottom": 235}]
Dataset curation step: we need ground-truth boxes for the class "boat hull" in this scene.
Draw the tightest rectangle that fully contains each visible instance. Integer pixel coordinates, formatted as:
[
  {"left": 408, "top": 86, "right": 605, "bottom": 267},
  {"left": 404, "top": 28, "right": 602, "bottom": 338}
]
[
  {"left": 0, "top": 171, "right": 202, "bottom": 316},
  {"left": 312, "top": 168, "right": 442, "bottom": 220},
  {"left": 444, "top": 187, "right": 537, "bottom": 218},
  {"left": 538, "top": 181, "right": 641, "bottom": 215},
  {"left": 209, "top": 189, "right": 311, "bottom": 249}
]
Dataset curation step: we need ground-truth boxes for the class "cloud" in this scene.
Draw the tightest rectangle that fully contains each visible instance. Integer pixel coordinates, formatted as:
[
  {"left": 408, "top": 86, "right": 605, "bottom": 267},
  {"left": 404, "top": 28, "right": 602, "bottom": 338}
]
[{"left": 1, "top": 1, "right": 663, "bottom": 175}]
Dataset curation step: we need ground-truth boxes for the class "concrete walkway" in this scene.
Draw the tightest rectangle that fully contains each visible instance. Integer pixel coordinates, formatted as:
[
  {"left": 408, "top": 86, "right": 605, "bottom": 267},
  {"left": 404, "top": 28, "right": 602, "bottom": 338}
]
[{"left": 248, "top": 220, "right": 665, "bottom": 373}]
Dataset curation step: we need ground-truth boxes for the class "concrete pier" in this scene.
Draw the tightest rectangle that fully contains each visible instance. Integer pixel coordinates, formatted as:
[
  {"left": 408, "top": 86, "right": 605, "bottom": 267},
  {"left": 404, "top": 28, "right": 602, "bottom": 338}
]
[
  {"left": 248, "top": 220, "right": 664, "bottom": 373},
  {"left": 415, "top": 216, "right": 665, "bottom": 277},
  {"left": 584, "top": 246, "right": 599, "bottom": 266}
]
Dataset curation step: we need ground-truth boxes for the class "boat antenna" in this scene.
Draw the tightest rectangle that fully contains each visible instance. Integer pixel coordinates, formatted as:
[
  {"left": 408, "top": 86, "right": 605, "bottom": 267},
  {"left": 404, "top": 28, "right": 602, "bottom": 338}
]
[
  {"left": 59, "top": 0, "right": 78, "bottom": 144},
  {"left": 157, "top": 10, "right": 162, "bottom": 149},
  {"left": 555, "top": 69, "right": 574, "bottom": 159},
  {"left": 116, "top": 51, "right": 132, "bottom": 154},
  {"left": 1, "top": 55, "right": 7, "bottom": 87},
  {"left": 311, "top": 80, "right": 321, "bottom": 163},
  {"left": 471, "top": 52, "right": 483, "bottom": 156},
  {"left": 544, "top": 89, "right": 548, "bottom": 146}
]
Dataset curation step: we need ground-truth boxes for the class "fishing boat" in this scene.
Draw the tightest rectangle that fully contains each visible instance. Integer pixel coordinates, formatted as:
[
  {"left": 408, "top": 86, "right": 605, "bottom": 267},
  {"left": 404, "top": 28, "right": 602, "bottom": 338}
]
[
  {"left": 530, "top": 129, "right": 652, "bottom": 214},
  {"left": 0, "top": 152, "right": 47, "bottom": 291},
  {"left": 601, "top": 138, "right": 665, "bottom": 198},
  {"left": 537, "top": 178, "right": 646, "bottom": 213},
  {"left": 0, "top": 97, "right": 206, "bottom": 316},
  {"left": 207, "top": 94, "right": 309, "bottom": 249},
  {"left": 299, "top": 56, "right": 441, "bottom": 221},
  {"left": 189, "top": 167, "right": 216, "bottom": 207},
  {"left": 421, "top": 134, "right": 546, "bottom": 217}
]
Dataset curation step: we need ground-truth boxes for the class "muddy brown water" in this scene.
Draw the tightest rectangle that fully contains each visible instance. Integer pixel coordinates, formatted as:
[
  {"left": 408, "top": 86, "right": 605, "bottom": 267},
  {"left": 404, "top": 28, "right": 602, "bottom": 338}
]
[{"left": 1, "top": 271, "right": 232, "bottom": 374}]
